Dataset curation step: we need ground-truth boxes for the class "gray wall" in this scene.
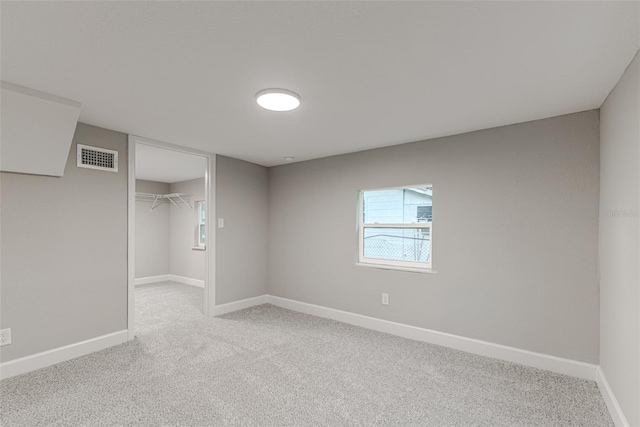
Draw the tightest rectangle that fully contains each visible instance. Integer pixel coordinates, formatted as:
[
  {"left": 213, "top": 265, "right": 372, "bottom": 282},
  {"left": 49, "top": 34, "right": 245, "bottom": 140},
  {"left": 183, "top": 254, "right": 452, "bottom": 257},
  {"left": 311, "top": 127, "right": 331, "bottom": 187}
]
[
  {"left": 599, "top": 50, "right": 639, "bottom": 426},
  {"left": 135, "top": 180, "right": 170, "bottom": 278},
  {"left": 216, "top": 155, "right": 268, "bottom": 305},
  {"left": 169, "top": 178, "right": 206, "bottom": 281},
  {"left": 268, "top": 111, "right": 600, "bottom": 363},
  {"left": 0, "top": 123, "right": 128, "bottom": 362}
]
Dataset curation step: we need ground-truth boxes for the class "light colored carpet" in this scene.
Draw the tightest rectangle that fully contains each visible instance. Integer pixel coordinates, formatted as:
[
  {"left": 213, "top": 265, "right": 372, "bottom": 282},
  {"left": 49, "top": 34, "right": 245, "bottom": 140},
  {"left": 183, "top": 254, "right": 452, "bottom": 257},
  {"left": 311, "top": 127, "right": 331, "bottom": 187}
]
[{"left": 1, "top": 281, "right": 613, "bottom": 426}]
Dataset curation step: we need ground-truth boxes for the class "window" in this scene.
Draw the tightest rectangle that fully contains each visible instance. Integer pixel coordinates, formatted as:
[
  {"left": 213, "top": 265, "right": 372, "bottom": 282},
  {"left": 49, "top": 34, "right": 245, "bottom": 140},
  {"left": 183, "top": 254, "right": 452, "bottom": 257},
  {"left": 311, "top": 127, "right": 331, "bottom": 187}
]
[
  {"left": 358, "top": 186, "right": 432, "bottom": 270},
  {"left": 194, "top": 200, "right": 206, "bottom": 248}
]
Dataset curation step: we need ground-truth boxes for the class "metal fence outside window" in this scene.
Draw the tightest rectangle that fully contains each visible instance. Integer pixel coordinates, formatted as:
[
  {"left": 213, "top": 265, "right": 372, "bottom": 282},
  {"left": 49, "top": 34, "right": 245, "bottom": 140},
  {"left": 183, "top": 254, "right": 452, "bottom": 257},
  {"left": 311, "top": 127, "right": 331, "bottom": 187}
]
[{"left": 363, "top": 233, "right": 430, "bottom": 262}]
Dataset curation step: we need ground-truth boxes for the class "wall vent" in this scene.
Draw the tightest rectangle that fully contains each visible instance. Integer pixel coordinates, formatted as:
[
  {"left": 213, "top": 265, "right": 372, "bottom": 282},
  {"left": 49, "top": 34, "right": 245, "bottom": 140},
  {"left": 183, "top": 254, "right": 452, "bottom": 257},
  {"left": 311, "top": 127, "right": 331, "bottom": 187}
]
[{"left": 77, "top": 144, "right": 118, "bottom": 172}]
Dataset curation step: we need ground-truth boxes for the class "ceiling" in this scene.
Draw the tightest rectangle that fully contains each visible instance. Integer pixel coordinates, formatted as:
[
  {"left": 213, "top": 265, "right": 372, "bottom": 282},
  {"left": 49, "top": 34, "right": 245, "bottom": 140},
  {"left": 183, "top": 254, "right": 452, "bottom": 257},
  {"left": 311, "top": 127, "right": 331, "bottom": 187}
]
[
  {"left": 2, "top": 2, "right": 638, "bottom": 167},
  {"left": 136, "top": 143, "right": 206, "bottom": 184}
]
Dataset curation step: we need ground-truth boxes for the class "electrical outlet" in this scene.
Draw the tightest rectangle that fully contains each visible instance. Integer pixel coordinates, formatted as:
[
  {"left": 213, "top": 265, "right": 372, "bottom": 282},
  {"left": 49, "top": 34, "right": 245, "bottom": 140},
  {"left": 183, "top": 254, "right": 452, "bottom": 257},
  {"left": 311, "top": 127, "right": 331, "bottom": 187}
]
[
  {"left": 382, "top": 293, "right": 389, "bottom": 305},
  {"left": 0, "top": 328, "right": 11, "bottom": 346}
]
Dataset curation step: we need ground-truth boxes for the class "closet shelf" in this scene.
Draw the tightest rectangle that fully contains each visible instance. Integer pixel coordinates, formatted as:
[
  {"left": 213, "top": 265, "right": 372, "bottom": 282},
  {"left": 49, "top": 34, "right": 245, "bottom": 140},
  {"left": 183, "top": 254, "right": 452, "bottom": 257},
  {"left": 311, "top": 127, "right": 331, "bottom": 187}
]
[{"left": 136, "top": 192, "right": 192, "bottom": 210}]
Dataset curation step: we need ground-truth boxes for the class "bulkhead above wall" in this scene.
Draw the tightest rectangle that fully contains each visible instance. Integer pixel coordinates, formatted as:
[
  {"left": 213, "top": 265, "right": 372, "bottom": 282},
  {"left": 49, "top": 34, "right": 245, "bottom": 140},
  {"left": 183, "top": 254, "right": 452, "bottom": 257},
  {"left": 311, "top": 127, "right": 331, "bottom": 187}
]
[{"left": 0, "top": 82, "right": 81, "bottom": 177}]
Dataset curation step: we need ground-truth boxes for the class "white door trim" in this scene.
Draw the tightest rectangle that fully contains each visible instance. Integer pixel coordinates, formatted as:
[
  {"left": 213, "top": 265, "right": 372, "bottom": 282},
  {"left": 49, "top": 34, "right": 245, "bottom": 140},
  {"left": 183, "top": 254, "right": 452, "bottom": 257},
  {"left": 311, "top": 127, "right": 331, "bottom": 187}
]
[
  {"left": 127, "top": 137, "right": 136, "bottom": 341},
  {"left": 127, "top": 135, "right": 216, "bottom": 341}
]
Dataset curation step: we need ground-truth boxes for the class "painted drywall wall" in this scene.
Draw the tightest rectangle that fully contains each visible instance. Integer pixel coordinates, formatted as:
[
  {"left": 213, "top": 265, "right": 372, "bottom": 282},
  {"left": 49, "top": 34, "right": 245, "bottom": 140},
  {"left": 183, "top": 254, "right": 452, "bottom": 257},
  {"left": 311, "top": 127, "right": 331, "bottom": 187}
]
[
  {"left": 268, "top": 111, "right": 600, "bottom": 363},
  {"left": 216, "top": 155, "right": 268, "bottom": 305},
  {"left": 599, "top": 50, "right": 640, "bottom": 426},
  {"left": 135, "top": 180, "right": 170, "bottom": 278},
  {"left": 0, "top": 123, "right": 128, "bottom": 362},
  {"left": 169, "top": 178, "right": 205, "bottom": 281}
]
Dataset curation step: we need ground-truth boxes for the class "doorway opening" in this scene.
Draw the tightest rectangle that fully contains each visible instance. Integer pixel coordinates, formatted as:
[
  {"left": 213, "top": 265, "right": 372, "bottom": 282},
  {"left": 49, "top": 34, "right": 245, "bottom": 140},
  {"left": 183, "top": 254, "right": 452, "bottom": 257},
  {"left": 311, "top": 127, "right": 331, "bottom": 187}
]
[{"left": 127, "top": 136, "right": 214, "bottom": 340}]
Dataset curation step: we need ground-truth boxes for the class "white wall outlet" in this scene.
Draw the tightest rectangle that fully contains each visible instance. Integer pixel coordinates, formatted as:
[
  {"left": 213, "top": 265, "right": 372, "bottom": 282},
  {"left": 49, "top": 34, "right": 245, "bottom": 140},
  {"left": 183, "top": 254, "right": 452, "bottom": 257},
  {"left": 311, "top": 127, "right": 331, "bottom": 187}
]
[
  {"left": 0, "top": 328, "right": 11, "bottom": 346},
  {"left": 217, "top": 218, "right": 224, "bottom": 228},
  {"left": 382, "top": 293, "right": 389, "bottom": 305}
]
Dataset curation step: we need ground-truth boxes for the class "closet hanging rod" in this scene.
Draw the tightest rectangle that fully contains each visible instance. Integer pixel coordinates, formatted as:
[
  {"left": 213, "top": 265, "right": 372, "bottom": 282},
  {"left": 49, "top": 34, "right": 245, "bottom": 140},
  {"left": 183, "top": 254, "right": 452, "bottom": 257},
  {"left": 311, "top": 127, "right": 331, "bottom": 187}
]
[{"left": 135, "top": 192, "right": 193, "bottom": 210}]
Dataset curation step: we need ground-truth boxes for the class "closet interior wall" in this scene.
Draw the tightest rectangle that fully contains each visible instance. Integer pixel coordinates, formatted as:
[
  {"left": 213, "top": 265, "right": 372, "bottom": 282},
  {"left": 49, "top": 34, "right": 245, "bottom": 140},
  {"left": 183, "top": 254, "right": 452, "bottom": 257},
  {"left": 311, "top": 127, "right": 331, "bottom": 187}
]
[
  {"left": 135, "top": 180, "right": 170, "bottom": 278},
  {"left": 169, "top": 178, "right": 206, "bottom": 282},
  {"left": 135, "top": 178, "right": 205, "bottom": 283}
]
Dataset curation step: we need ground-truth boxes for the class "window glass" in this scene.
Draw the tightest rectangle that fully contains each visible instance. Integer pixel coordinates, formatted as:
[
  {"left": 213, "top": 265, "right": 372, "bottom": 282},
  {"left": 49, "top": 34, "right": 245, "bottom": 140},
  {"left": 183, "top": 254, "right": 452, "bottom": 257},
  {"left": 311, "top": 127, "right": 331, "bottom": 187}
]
[
  {"left": 362, "top": 187, "right": 432, "bottom": 224},
  {"left": 362, "top": 227, "right": 430, "bottom": 263}
]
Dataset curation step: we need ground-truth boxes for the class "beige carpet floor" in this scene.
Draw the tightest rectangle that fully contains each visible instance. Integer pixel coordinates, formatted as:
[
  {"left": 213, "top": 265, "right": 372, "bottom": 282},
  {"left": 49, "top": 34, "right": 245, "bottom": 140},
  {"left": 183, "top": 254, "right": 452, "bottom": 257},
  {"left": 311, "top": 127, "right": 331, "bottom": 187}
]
[{"left": 0, "top": 281, "right": 613, "bottom": 426}]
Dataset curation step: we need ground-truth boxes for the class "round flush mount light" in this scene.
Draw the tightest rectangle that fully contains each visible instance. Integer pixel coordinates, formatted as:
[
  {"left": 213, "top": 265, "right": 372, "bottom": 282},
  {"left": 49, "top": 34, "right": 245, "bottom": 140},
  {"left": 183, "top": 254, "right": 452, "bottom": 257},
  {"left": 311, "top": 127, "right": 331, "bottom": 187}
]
[{"left": 256, "top": 89, "right": 301, "bottom": 112}]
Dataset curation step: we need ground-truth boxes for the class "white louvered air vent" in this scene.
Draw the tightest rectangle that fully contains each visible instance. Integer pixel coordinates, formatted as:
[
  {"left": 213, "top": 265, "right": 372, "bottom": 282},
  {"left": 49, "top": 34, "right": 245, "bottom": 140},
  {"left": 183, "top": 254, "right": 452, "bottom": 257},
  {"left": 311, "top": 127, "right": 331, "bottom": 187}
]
[{"left": 77, "top": 144, "right": 118, "bottom": 172}]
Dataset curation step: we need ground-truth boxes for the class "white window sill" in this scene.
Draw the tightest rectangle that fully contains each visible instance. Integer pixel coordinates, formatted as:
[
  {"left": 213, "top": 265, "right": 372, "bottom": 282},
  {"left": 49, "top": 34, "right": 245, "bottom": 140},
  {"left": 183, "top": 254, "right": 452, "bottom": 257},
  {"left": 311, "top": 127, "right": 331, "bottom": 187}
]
[
  {"left": 355, "top": 262, "right": 438, "bottom": 274},
  {"left": 192, "top": 246, "right": 206, "bottom": 251}
]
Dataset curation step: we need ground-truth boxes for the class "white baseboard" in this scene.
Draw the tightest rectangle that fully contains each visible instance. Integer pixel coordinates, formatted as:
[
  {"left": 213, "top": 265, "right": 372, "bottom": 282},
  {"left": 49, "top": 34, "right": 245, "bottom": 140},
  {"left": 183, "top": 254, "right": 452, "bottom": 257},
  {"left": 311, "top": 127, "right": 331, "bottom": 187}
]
[
  {"left": 213, "top": 295, "right": 269, "bottom": 316},
  {"left": 266, "top": 295, "right": 597, "bottom": 381},
  {"left": 596, "top": 367, "right": 630, "bottom": 427},
  {"left": 134, "top": 274, "right": 171, "bottom": 286},
  {"left": 169, "top": 275, "right": 204, "bottom": 288},
  {"left": 0, "top": 330, "right": 128, "bottom": 380},
  {"left": 135, "top": 274, "right": 204, "bottom": 288}
]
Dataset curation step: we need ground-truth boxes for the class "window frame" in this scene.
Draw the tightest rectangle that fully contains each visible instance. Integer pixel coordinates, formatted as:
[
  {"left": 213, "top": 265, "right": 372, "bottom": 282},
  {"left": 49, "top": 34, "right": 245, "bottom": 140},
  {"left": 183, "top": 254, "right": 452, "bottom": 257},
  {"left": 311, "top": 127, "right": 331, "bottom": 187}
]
[
  {"left": 357, "top": 185, "right": 433, "bottom": 271},
  {"left": 194, "top": 200, "right": 206, "bottom": 249}
]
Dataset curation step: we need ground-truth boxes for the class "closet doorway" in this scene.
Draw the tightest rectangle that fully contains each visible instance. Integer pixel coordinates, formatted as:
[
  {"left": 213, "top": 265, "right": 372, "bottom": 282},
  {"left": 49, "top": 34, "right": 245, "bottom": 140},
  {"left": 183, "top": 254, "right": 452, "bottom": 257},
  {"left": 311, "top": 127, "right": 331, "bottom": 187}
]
[{"left": 127, "top": 136, "right": 213, "bottom": 340}]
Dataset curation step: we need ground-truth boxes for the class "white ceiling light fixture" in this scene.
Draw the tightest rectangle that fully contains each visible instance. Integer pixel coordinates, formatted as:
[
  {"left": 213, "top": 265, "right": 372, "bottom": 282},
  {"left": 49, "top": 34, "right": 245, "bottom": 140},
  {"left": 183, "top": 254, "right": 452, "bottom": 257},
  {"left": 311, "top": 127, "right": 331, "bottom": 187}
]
[{"left": 256, "top": 88, "right": 301, "bottom": 112}]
